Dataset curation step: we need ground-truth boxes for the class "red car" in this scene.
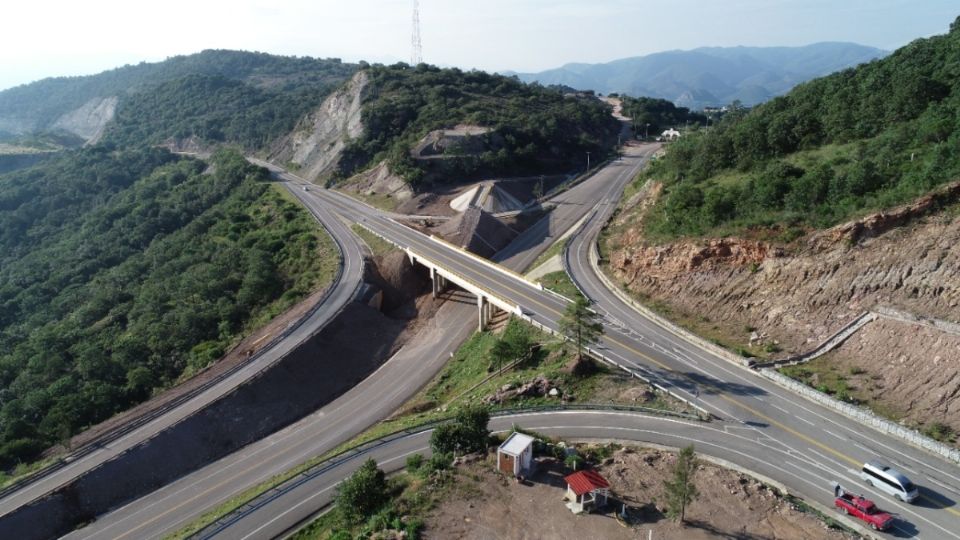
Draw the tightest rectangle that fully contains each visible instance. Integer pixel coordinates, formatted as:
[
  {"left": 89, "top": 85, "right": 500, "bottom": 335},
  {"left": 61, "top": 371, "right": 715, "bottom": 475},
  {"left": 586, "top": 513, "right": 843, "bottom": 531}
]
[{"left": 834, "top": 483, "right": 894, "bottom": 531}]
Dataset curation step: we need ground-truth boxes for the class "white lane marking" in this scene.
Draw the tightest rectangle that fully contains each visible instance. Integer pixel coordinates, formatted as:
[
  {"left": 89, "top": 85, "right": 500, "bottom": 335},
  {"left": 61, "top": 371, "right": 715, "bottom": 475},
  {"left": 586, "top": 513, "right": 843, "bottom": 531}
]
[{"left": 822, "top": 429, "right": 844, "bottom": 441}]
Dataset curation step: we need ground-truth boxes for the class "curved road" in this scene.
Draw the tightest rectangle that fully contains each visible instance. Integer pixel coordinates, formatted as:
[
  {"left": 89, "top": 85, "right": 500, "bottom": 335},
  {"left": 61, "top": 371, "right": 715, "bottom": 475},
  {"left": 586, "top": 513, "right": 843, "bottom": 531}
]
[
  {"left": 201, "top": 145, "right": 960, "bottom": 539},
  {"left": 187, "top": 409, "right": 878, "bottom": 539},
  {"left": 0, "top": 184, "right": 366, "bottom": 521},
  {"left": 60, "top": 156, "right": 637, "bottom": 539}
]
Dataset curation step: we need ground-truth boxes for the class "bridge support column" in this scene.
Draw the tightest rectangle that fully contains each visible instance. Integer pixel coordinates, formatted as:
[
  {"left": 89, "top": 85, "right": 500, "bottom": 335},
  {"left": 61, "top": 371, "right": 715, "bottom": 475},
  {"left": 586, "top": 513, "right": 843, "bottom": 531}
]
[
  {"left": 431, "top": 267, "right": 438, "bottom": 298},
  {"left": 478, "top": 295, "right": 488, "bottom": 331}
]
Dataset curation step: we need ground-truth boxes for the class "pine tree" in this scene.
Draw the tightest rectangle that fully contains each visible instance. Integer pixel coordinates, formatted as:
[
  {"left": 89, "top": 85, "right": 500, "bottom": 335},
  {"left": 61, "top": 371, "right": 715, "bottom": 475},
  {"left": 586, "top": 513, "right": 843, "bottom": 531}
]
[{"left": 664, "top": 444, "right": 699, "bottom": 523}]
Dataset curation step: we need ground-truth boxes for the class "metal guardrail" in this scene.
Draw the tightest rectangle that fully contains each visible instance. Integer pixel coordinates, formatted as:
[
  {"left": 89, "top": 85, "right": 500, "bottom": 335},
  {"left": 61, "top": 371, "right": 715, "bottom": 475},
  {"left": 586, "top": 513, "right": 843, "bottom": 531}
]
[
  {"left": 190, "top": 404, "right": 701, "bottom": 539},
  {"left": 0, "top": 184, "right": 358, "bottom": 505}
]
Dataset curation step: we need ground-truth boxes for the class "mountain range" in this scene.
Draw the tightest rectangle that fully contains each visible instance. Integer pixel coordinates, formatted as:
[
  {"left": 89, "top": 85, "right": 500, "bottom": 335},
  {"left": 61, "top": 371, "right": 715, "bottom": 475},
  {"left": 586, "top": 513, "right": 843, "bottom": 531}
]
[{"left": 508, "top": 42, "right": 887, "bottom": 109}]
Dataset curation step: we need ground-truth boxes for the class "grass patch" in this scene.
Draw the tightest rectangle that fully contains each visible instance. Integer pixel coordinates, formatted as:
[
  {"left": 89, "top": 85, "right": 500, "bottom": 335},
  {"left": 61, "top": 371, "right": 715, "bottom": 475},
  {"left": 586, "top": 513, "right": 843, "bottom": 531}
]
[
  {"left": 350, "top": 224, "right": 397, "bottom": 257},
  {"left": 780, "top": 357, "right": 864, "bottom": 406},
  {"left": 338, "top": 188, "right": 401, "bottom": 212},
  {"left": 538, "top": 271, "right": 581, "bottom": 300},
  {"left": 526, "top": 238, "right": 567, "bottom": 273}
]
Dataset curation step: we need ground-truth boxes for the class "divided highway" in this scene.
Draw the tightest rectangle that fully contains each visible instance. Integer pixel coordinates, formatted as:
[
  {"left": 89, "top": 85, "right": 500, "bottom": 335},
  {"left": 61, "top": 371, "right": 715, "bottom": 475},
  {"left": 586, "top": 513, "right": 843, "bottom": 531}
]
[
  {"left": 58, "top": 155, "right": 642, "bottom": 539},
  {"left": 234, "top": 147, "right": 960, "bottom": 538},
  {"left": 14, "top": 143, "right": 958, "bottom": 539}
]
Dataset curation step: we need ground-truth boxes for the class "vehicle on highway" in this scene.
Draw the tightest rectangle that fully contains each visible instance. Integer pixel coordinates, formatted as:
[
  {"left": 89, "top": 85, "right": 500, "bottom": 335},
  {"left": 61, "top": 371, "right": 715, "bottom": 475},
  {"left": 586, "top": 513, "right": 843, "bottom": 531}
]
[
  {"left": 833, "top": 482, "right": 894, "bottom": 531},
  {"left": 303, "top": 186, "right": 310, "bottom": 191},
  {"left": 861, "top": 460, "right": 919, "bottom": 502}
]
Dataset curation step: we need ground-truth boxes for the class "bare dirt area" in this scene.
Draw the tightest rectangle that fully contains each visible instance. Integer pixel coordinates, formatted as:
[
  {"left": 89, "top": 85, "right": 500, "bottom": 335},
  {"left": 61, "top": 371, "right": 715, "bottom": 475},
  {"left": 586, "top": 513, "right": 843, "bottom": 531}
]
[
  {"left": 787, "top": 316, "right": 960, "bottom": 443},
  {"left": 425, "top": 446, "right": 851, "bottom": 540},
  {"left": 605, "top": 182, "right": 960, "bottom": 359}
]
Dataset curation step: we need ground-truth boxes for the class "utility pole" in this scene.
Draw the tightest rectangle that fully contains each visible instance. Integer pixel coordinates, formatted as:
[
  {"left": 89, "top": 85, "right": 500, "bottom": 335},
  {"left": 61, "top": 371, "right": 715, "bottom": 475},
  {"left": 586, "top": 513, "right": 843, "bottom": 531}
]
[
  {"left": 645, "top": 123, "right": 650, "bottom": 140},
  {"left": 411, "top": 0, "right": 423, "bottom": 65},
  {"left": 586, "top": 151, "right": 591, "bottom": 171}
]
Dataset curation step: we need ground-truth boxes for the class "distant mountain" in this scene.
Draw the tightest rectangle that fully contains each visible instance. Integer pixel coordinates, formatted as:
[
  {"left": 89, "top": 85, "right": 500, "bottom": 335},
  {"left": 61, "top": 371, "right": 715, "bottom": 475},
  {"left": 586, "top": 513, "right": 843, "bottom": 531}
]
[{"left": 509, "top": 43, "right": 887, "bottom": 109}]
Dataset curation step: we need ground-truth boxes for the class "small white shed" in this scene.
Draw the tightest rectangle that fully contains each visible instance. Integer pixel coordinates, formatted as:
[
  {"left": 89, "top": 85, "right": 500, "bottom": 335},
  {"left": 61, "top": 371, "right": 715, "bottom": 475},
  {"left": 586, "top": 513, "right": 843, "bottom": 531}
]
[{"left": 497, "top": 432, "right": 534, "bottom": 477}]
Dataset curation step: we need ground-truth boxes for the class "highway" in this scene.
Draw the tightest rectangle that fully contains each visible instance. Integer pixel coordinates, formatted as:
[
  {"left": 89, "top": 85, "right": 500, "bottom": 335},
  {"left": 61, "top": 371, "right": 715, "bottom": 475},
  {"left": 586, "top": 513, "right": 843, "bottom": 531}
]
[
  {"left": 0, "top": 185, "right": 366, "bottom": 521},
  {"left": 41, "top": 143, "right": 960, "bottom": 539},
  {"left": 59, "top": 155, "right": 641, "bottom": 539},
  {"left": 226, "top": 146, "right": 960, "bottom": 539}
]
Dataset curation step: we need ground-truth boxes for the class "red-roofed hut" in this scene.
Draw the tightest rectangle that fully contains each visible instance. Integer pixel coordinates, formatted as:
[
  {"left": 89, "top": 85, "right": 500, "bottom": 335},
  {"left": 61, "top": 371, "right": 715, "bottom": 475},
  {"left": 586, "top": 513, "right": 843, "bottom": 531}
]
[{"left": 564, "top": 470, "right": 610, "bottom": 514}]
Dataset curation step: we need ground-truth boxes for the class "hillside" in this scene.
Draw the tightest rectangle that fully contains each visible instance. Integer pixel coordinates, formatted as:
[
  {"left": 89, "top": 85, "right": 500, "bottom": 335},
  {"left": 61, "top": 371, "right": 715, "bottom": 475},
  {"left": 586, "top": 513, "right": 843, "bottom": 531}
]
[
  {"left": 0, "top": 148, "right": 339, "bottom": 468},
  {"left": 639, "top": 17, "right": 960, "bottom": 240},
  {"left": 511, "top": 42, "right": 886, "bottom": 109},
  {"left": 0, "top": 50, "right": 356, "bottom": 149},
  {"left": 316, "top": 64, "right": 621, "bottom": 187},
  {"left": 602, "top": 17, "right": 960, "bottom": 440}
]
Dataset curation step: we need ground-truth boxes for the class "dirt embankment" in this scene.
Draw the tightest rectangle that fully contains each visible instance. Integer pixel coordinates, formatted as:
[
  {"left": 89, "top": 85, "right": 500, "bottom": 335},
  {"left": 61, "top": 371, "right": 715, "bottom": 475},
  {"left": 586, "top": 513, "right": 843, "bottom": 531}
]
[
  {"left": 606, "top": 181, "right": 960, "bottom": 354},
  {"left": 426, "top": 446, "right": 850, "bottom": 540},
  {"left": 7, "top": 252, "right": 440, "bottom": 540},
  {"left": 268, "top": 70, "right": 368, "bottom": 182}
]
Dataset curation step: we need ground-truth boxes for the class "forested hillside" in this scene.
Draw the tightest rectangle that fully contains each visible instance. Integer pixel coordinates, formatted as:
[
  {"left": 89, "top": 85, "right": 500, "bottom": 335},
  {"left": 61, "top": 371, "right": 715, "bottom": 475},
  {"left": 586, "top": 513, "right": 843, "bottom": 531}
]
[
  {"left": 0, "top": 50, "right": 356, "bottom": 140},
  {"left": 336, "top": 64, "right": 621, "bottom": 186},
  {"left": 641, "top": 17, "right": 960, "bottom": 239},
  {"left": 0, "top": 149, "right": 337, "bottom": 468},
  {"left": 618, "top": 96, "right": 707, "bottom": 137}
]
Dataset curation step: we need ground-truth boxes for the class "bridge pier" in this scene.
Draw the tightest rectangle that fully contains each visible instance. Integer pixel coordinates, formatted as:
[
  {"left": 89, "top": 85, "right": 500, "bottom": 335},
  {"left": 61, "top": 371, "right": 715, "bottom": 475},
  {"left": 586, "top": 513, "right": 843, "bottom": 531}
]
[{"left": 430, "top": 268, "right": 447, "bottom": 298}]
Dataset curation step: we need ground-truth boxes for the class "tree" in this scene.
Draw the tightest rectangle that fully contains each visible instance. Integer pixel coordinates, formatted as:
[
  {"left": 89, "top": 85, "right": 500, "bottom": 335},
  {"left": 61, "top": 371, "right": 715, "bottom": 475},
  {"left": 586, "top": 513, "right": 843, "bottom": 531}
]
[
  {"left": 430, "top": 404, "right": 491, "bottom": 455},
  {"left": 490, "top": 338, "right": 512, "bottom": 376},
  {"left": 663, "top": 444, "right": 699, "bottom": 523},
  {"left": 335, "top": 458, "right": 388, "bottom": 524},
  {"left": 559, "top": 294, "right": 604, "bottom": 359}
]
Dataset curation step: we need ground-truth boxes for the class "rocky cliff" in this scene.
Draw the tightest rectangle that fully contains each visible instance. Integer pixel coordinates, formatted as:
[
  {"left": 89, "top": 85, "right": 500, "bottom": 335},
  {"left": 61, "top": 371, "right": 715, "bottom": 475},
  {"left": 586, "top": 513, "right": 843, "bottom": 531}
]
[
  {"left": 50, "top": 96, "right": 118, "bottom": 143},
  {"left": 605, "top": 181, "right": 960, "bottom": 354},
  {"left": 268, "top": 70, "right": 367, "bottom": 181}
]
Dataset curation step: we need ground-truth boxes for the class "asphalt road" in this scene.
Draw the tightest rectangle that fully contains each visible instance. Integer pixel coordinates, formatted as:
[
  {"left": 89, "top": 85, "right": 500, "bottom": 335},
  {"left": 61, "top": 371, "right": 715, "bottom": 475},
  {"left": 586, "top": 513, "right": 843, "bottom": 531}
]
[
  {"left": 0, "top": 184, "right": 366, "bottom": 521},
  {"left": 53, "top": 145, "right": 960, "bottom": 539},
  {"left": 562, "top": 147, "right": 960, "bottom": 539},
  {"left": 61, "top": 159, "right": 624, "bottom": 539},
  {"left": 259, "top": 148, "right": 960, "bottom": 539},
  {"left": 196, "top": 409, "right": 849, "bottom": 540}
]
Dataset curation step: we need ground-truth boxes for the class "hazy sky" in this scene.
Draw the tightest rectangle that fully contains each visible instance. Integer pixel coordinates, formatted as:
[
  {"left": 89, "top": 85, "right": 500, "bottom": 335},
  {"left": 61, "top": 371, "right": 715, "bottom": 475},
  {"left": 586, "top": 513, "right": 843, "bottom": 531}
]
[{"left": 2, "top": 0, "right": 956, "bottom": 91}]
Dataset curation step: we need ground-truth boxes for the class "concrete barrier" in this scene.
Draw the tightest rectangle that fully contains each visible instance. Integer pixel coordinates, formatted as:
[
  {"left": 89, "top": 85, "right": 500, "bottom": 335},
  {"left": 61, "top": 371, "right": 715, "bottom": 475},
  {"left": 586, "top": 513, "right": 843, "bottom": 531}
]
[{"left": 760, "top": 368, "right": 960, "bottom": 464}]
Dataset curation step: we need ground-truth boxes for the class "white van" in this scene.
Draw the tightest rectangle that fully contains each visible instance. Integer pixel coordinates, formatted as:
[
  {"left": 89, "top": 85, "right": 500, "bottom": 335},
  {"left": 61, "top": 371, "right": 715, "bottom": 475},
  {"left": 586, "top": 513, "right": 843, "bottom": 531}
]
[{"left": 861, "top": 460, "right": 919, "bottom": 503}]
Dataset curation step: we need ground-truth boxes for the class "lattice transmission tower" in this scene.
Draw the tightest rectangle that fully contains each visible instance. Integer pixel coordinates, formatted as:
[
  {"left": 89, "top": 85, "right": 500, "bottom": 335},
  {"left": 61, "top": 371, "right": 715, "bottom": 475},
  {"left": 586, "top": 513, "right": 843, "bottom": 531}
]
[{"left": 411, "top": 0, "right": 423, "bottom": 65}]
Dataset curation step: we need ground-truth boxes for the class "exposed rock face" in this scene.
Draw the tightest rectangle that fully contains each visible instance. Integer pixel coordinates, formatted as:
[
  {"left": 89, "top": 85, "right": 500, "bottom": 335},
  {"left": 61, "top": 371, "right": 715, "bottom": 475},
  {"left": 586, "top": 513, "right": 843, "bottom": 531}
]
[
  {"left": 607, "top": 182, "right": 960, "bottom": 353},
  {"left": 268, "top": 70, "right": 368, "bottom": 181},
  {"left": 51, "top": 96, "right": 118, "bottom": 143},
  {"left": 411, "top": 124, "right": 498, "bottom": 159},
  {"left": 340, "top": 160, "right": 414, "bottom": 203}
]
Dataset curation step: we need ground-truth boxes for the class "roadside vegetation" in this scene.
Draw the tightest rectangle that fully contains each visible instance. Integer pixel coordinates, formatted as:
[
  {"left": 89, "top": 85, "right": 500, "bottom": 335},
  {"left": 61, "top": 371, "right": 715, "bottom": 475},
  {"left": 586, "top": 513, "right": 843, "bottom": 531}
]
[
  {"left": 636, "top": 16, "right": 960, "bottom": 241},
  {"left": 781, "top": 358, "right": 959, "bottom": 445},
  {"left": 0, "top": 148, "right": 339, "bottom": 469},
  {"left": 334, "top": 64, "right": 621, "bottom": 187},
  {"left": 538, "top": 270, "right": 581, "bottom": 300}
]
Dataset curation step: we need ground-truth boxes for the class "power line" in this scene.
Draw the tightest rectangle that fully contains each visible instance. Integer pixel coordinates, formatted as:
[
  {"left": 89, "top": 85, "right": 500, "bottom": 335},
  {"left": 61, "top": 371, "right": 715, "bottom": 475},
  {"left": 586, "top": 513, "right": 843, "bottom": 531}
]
[{"left": 411, "top": 0, "right": 423, "bottom": 65}]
